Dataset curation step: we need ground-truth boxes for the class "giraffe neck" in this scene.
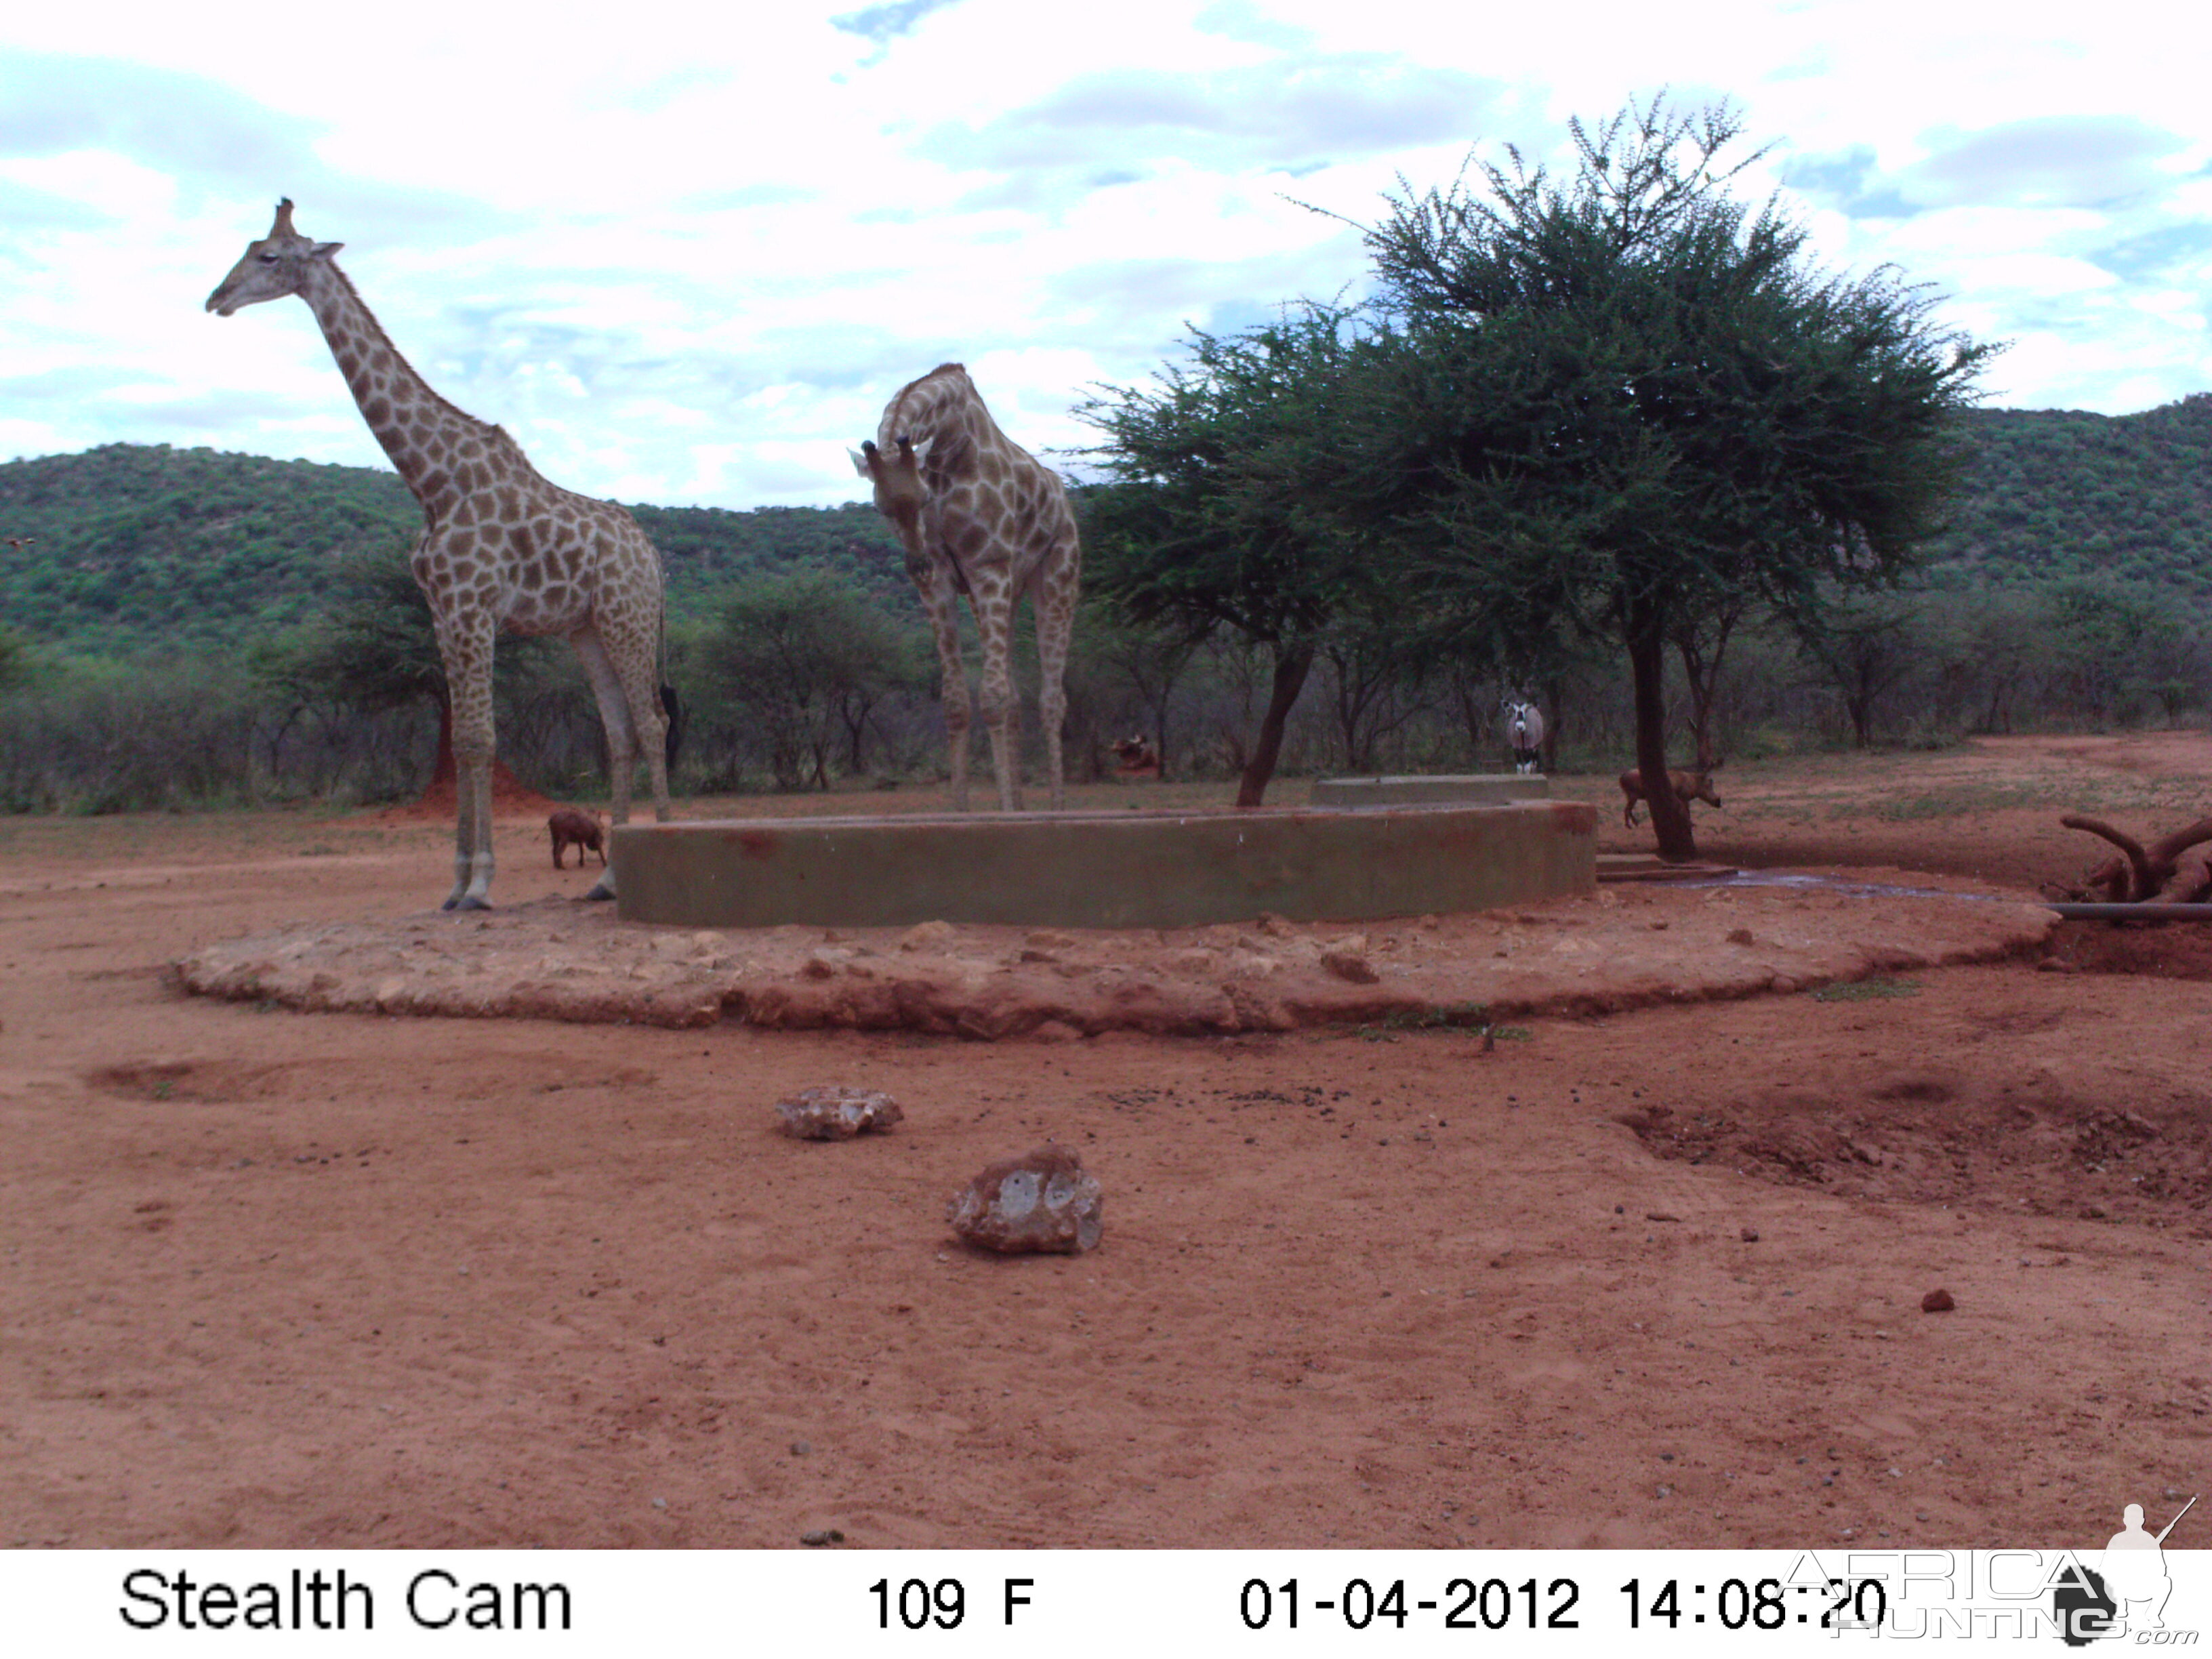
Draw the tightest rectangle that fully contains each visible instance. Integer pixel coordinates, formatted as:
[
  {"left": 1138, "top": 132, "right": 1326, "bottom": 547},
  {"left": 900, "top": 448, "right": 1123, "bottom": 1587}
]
[
  {"left": 883, "top": 369, "right": 989, "bottom": 482},
  {"left": 296, "top": 262, "right": 487, "bottom": 518}
]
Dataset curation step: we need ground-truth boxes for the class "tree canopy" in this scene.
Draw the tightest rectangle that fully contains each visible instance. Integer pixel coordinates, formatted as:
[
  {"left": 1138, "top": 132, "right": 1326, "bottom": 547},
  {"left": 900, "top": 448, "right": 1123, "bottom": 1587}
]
[
  {"left": 1357, "top": 98, "right": 1994, "bottom": 853},
  {"left": 1078, "top": 304, "right": 1406, "bottom": 804}
]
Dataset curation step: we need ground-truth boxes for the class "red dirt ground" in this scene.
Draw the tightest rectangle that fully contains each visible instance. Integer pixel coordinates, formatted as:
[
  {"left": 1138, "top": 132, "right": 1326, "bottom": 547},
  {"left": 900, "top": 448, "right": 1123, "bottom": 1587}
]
[{"left": 2, "top": 734, "right": 2207, "bottom": 1550}]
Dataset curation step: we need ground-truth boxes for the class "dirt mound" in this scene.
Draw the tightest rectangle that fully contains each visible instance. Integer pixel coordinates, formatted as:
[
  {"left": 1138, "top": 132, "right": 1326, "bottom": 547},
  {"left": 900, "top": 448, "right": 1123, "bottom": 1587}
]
[
  {"left": 1620, "top": 1070, "right": 2212, "bottom": 1228},
  {"left": 369, "top": 762, "right": 560, "bottom": 825},
  {"left": 172, "top": 878, "right": 2057, "bottom": 1036},
  {"left": 2042, "top": 918, "right": 2212, "bottom": 980}
]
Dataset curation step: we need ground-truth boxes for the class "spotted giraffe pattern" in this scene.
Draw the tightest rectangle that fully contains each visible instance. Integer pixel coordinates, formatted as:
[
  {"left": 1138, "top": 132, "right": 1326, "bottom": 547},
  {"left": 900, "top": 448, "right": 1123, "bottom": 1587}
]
[
  {"left": 207, "top": 200, "right": 670, "bottom": 909},
  {"left": 851, "top": 364, "right": 1080, "bottom": 811}
]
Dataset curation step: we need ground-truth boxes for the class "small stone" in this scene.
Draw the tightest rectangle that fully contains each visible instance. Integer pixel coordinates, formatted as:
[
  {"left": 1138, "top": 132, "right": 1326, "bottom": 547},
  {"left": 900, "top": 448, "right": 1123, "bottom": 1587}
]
[
  {"left": 800, "top": 1528, "right": 845, "bottom": 1546},
  {"left": 1025, "top": 930, "right": 1076, "bottom": 949},
  {"left": 1648, "top": 920, "right": 1669, "bottom": 931},
  {"left": 776, "top": 1086, "right": 903, "bottom": 1141},
  {"left": 949, "top": 1145, "right": 1103, "bottom": 1254},
  {"left": 1770, "top": 975, "right": 1799, "bottom": 994},
  {"left": 900, "top": 920, "right": 958, "bottom": 951},
  {"left": 1645, "top": 1212, "right": 1681, "bottom": 1223},
  {"left": 1320, "top": 948, "right": 1379, "bottom": 984},
  {"left": 1921, "top": 1288, "right": 1955, "bottom": 1313},
  {"left": 1727, "top": 927, "right": 1755, "bottom": 945},
  {"left": 1256, "top": 912, "right": 1297, "bottom": 938},
  {"left": 790, "top": 1440, "right": 811, "bottom": 1456}
]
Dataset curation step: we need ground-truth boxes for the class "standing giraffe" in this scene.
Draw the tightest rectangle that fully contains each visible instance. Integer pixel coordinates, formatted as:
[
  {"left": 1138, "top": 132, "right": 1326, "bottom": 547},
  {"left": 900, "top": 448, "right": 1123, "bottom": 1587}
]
[
  {"left": 850, "top": 365, "right": 1080, "bottom": 810},
  {"left": 206, "top": 199, "right": 671, "bottom": 909}
]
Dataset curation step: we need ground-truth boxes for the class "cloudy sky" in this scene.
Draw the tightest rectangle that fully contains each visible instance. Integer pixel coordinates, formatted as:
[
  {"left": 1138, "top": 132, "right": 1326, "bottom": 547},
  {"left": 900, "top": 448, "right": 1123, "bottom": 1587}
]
[{"left": 3, "top": 0, "right": 2207, "bottom": 509}]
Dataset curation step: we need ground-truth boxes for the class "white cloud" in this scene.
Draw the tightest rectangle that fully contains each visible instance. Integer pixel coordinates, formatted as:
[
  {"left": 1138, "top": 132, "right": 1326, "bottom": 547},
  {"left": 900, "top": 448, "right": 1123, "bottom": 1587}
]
[{"left": 1, "top": 0, "right": 2209, "bottom": 508}]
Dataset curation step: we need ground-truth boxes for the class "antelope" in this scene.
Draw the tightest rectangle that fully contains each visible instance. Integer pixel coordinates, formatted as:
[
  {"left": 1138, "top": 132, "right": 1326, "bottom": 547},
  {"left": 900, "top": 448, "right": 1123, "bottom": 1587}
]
[
  {"left": 1618, "top": 760, "right": 1723, "bottom": 829},
  {"left": 1501, "top": 697, "right": 1545, "bottom": 775}
]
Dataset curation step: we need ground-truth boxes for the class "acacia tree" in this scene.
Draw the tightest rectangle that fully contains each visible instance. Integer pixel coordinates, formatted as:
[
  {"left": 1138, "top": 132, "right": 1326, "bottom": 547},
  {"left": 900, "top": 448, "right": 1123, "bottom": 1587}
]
[
  {"left": 276, "top": 545, "right": 560, "bottom": 798},
  {"left": 1077, "top": 305, "right": 1397, "bottom": 806},
  {"left": 1361, "top": 99, "right": 1993, "bottom": 856},
  {"left": 701, "top": 567, "right": 918, "bottom": 791}
]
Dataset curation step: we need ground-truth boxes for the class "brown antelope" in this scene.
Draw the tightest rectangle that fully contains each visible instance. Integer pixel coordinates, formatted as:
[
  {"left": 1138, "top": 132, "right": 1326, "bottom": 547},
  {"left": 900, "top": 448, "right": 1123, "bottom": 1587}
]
[
  {"left": 548, "top": 807, "right": 607, "bottom": 869},
  {"left": 1618, "top": 760, "right": 1723, "bottom": 828}
]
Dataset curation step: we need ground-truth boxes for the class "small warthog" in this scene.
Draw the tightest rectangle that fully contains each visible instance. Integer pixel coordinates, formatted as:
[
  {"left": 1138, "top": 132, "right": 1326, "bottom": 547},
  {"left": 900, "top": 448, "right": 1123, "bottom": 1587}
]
[
  {"left": 548, "top": 806, "right": 607, "bottom": 869},
  {"left": 1108, "top": 735, "right": 1162, "bottom": 781},
  {"left": 1618, "top": 762, "right": 1722, "bottom": 828}
]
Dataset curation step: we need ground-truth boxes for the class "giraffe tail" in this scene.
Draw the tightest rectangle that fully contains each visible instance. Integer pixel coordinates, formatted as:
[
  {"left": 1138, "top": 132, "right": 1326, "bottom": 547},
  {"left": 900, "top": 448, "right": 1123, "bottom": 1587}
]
[
  {"left": 660, "top": 684, "right": 685, "bottom": 771},
  {"left": 653, "top": 604, "right": 684, "bottom": 772}
]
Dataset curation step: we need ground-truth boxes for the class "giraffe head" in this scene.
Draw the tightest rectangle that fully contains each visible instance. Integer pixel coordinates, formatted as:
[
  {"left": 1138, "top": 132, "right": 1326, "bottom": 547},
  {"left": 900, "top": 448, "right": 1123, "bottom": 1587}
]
[
  {"left": 850, "top": 434, "right": 936, "bottom": 548},
  {"left": 205, "top": 198, "right": 344, "bottom": 316}
]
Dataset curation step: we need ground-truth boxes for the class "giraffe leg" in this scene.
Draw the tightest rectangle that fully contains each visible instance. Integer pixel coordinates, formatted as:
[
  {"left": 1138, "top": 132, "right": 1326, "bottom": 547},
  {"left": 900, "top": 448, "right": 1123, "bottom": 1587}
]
[
  {"left": 441, "top": 621, "right": 498, "bottom": 911},
  {"left": 569, "top": 628, "right": 651, "bottom": 902},
  {"left": 972, "top": 578, "right": 1022, "bottom": 812},
  {"left": 917, "top": 565, "right": 972, "bottom": 811},
  {"left": 1034, "top": 534, "right": 1080, "bottom": 812},
  {"left": 607, "top": 626, "right": 670, "bottom": 826}
]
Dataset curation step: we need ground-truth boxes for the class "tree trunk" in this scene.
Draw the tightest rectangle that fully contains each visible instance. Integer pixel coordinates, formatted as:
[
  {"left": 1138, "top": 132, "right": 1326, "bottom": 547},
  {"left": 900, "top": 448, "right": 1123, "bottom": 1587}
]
[
  {"left": 1540, "top": 671, "right": 1565, "bottom": 773},
  {"left": 1673, "top": 603, "right": 1739, "bottom": 769},
  {"left": 1627, "top": 606, "right": 1697, "bottom": 861},
  {"left": 2058, "top": 815, "right": 2212, "bottom": 903},
  {"left": 1236, "top": 642, "right": 1315, "bottom": 808}
]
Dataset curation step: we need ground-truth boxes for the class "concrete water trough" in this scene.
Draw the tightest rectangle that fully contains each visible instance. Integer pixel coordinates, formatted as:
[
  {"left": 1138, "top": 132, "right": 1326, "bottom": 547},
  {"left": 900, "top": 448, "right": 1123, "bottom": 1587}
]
[
  {"left": 1309, "top": 773, "right": 1551, "bottom": 807},
  {"left": 613, "top": 800, "right": 1596, "bottom": 931}
]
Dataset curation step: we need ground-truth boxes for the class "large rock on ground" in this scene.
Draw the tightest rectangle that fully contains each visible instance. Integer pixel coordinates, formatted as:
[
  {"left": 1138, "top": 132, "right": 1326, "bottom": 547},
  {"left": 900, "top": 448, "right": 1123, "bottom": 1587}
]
[
  {"left": 775, "top": 1086, "right": 903, "bottom": 1141},
  {"left": 948, "top": 1146, "right": 1103, "bottom": 1254}
]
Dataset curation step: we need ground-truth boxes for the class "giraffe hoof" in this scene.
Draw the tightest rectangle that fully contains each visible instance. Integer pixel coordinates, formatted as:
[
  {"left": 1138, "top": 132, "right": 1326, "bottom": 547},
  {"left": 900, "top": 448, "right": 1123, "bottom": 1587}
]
[
  {"left": 583, "top": 884, "right": 616, "bottom": 903},
  {"left": 451, "top": 896, "right": 492, "bottom": 912}
]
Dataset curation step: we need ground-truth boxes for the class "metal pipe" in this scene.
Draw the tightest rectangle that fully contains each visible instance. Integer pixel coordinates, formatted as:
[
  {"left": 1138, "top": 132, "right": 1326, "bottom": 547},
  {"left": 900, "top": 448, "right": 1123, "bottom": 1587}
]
[{"left": 2046, "top": 903, "right": 2212, "bottom": 921}]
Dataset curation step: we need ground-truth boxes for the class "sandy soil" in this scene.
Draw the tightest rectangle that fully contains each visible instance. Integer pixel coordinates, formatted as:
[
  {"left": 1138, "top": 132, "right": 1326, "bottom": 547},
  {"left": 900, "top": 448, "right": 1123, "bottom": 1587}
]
[{"left": 3, "top": 735, "right": 2208, "bottom": 1550}]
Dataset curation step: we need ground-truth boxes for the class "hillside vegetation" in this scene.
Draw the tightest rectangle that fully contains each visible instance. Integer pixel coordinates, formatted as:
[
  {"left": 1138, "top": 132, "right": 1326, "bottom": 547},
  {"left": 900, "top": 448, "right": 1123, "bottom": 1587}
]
[
  {"left": 0, "top": 442, "right": 912, "bottom": 657},
  {"left": 7, "top": 395, "right": 2212, "bottom": 658},
  {"left": 1920, "top": 394, "right": 2212, "bottom": 592}
]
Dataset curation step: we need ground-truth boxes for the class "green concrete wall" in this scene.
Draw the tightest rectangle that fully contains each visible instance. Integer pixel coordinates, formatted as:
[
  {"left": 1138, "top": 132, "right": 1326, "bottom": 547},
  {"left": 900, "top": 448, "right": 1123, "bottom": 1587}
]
[{"left": 613, "top": 802, "right": 1595, "bottom": 930}]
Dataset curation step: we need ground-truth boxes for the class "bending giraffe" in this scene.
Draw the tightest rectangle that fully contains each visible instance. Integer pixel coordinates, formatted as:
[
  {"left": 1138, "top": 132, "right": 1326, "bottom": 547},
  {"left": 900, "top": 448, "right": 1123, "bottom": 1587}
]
[
  {"left": 851, "top": 364, "right": 1080, "bottom": 811},
  {"left": 206, "top": 199, "right": 672, "bottom": 910}
]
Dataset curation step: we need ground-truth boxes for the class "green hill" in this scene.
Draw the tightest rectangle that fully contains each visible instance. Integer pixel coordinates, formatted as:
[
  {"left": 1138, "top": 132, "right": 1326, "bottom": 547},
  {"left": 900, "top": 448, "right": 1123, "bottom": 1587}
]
[
  {"left": 6, "top": 393, "right": 2211, "bottom": 659},
  {"left": 1919, "top": 393, "right": 2212, "bottom": 592},
  {"left": 0, "top": 443, "right": 910, "bottom": 657}
]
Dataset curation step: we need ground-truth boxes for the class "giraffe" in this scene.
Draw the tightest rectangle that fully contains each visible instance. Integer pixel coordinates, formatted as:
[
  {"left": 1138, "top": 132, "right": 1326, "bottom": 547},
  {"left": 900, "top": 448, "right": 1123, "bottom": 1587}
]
[
  {"left": 850, "top": 364, "right": 1080, "bottom": 811},
  {"left": 206, "top": 199, "right": 670, "bottom": 910}
]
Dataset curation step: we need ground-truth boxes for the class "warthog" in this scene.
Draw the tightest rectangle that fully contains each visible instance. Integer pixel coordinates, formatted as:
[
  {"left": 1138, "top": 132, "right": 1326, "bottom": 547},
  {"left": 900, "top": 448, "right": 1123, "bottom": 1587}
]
[
  {"left": 548, "top": 807, "right": 607, "bottom": 869},
  {"left": 1108, "top": 735, "right": 1161, "bottom": 781}
]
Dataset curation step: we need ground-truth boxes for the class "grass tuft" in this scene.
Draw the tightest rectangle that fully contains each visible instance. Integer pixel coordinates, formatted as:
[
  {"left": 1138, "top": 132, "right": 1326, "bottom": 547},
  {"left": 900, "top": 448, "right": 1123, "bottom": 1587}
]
[{"left": 1810, "top": 977, "right": 1922, "bottom": 1002}]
